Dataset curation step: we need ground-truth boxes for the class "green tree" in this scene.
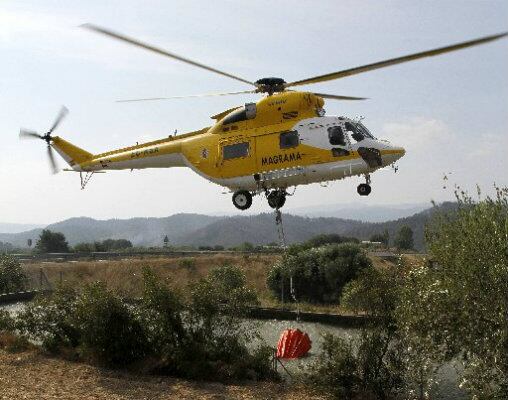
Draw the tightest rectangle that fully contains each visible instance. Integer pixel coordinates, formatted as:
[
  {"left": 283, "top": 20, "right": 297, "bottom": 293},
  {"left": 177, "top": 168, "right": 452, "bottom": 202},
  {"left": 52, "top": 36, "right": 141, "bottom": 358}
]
[
  {"left": 394, "top": 225, "right": 414, "bottom": 250},
  {"left": 0, "top": 255, "right": 27, "bottom": 293},
  {"left": 73, "top": 242, "right": 96, "bottom": 253},
  {"left": 306, "top": 233, "right": 359, "bottom": 248},
  {"left": 369, "top": 230, "right": 389, "bottom": 247},
  {"left": 397, "top": 187, "right": 508, "bottom": 399},
  {"left": 35, "top": 229, "right": 69, "bottom": 253},
  {"left": 101, "top": 239, "right": 133, "bottom": 250},
  {"left": 267, "top": 243, "right": 371, "bottom": 303}
]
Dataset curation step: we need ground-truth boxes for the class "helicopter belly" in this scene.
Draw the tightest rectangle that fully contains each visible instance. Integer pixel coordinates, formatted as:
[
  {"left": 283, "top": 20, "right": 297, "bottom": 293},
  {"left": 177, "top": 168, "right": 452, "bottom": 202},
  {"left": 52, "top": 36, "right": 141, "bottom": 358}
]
[{"left": 201, "top": 156, "right": 369, "bottom": 192}]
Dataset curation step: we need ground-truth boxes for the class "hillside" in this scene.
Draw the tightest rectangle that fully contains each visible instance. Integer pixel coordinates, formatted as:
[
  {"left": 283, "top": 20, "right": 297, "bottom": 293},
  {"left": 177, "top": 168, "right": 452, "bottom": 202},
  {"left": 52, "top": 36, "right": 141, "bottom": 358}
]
[
  {"left": 0, "top": 214, "right": 220, "bottom": 249},
  {"left": 0, "top": 203, "right": 456, "bottom": 250}
]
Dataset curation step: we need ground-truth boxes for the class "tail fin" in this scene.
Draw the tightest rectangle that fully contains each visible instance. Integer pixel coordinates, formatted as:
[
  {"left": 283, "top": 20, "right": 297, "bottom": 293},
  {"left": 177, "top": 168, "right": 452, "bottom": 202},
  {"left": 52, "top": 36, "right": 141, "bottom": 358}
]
[{"left": 51, "top": 136, "right": 93, "bottom": 168}]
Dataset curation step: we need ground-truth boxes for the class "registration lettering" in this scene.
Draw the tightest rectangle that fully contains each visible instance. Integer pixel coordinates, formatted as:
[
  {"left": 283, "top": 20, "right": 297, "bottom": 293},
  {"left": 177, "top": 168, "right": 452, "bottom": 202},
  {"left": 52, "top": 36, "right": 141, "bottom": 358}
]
[{"left": 130, "top": 147, "right": 159, "bottom": 158}]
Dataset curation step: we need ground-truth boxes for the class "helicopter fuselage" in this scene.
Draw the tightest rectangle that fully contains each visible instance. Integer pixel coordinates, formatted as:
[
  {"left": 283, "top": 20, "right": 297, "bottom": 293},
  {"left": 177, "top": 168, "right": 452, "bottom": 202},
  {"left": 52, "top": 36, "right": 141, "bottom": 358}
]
[{"left": 51, "top": 92, "right": 405, "bottom": 196}]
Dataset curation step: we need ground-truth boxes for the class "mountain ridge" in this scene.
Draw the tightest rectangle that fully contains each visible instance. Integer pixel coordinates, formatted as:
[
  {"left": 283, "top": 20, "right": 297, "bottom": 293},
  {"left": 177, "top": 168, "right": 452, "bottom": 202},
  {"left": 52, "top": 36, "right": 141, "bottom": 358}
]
[{"left": 0, "top": 204, "right": 456, "bottom": 251}]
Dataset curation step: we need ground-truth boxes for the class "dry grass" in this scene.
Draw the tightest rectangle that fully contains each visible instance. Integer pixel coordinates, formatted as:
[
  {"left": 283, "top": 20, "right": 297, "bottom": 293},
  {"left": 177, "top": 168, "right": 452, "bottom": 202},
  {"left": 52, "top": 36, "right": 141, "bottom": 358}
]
[
  {"left": 21, "top": 253, "right": 405, "bottom": 312},
  {"left": 22, "top": 254, "right": 280, "bottom": 302},
  {"left": 0, "top": 349, "right": 326, "bottom": 399}
]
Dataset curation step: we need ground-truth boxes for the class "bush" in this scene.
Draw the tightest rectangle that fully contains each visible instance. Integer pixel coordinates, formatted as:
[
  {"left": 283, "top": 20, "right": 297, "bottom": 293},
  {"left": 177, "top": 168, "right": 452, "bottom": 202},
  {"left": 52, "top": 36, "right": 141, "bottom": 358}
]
[
  {"left": 0, "top": 309, "right": 15, "bottom": 332},
  {"left": 74, "top": 282, "right": 148, "bottom": 366},
  {"left": 267, "top": 243, "right": 371, "bottom": 303},
  {"left": 397, "top": 187, "right": 508, "bottom": 399},
  {"left": 308, "top": 330, "right": 408, "bottom": 400},
  {"left": 309, "top": 263, "right": 432, "bottom": 400},
  {"left": 138, "top": 268, "right": 188, "bottom": 375},
  {"left": 10, "top": 265, "right": 276, "bottom": 382},
  {"left": 16, "top": 285, "right": 80, "bottom": 352},
  {"left": 179, "top": 258, "right": 195, "bottom": 269},
  {"left": 0, "top": 255, "right": 27, "bottom": 293}
]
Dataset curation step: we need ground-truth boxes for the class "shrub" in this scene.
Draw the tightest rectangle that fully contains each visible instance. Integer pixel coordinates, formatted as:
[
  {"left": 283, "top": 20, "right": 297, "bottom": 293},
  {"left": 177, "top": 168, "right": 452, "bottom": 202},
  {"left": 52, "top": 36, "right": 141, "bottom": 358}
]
[
  {"left": 74, "top": 282, "right": 148, "bottom": 366},
  {"left": 267, "top": 243, "right": 371, "bottom": 303},
  {"left": 16, "top": 285, "right": 80, "bottom": 352},
  {"left": 138, "top": 268, "right": 188, "bottom": 375},
  {"left": 0, "top": 255, "right": 27, "bottom": 293},
  {"left": 179, "top": 258, "right": 196, "bottom": 269},
  {"left": 307, "top": 333, "right": 360, "bottom": 400},
  {"left": 184, "top": 264, "right": 265, "bottom": 381},
  {"left": 0, "top": 309, "right": 15, "bottom": 332},
  {"left": 7, "top": 266, "right": 276, "bottom": 382},
  {"left": 397, "top": 187, "right": 508, "bottom": 399}
]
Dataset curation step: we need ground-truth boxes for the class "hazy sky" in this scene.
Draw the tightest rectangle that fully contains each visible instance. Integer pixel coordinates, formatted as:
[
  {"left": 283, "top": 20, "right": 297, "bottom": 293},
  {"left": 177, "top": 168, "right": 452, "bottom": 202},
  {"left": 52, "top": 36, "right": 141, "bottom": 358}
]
[{"left": 1, "top": 1, "right": 507, "bottom": 224}]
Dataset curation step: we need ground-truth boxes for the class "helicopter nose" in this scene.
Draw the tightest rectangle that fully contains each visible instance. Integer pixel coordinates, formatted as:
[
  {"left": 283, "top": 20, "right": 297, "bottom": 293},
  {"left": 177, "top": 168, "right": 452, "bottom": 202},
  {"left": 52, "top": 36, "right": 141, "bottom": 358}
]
[{"left": 382, "top": 145, "right": 405, "bottom": 166}]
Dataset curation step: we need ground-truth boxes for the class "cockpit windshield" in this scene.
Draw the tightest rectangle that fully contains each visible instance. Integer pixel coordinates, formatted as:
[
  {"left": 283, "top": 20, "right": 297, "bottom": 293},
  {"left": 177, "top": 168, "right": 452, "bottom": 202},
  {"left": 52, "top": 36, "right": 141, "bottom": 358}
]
[
  {"left": 357, "top": 123, "right": 376, "bottom": 139},
  {"left": 344, "top": 121, "right": 376, "bottom": 142}
]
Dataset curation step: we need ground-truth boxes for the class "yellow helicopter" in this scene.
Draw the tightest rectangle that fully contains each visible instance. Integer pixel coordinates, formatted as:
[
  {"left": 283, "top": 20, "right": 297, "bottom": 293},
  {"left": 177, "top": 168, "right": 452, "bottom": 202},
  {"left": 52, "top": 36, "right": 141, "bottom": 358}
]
[{"left": 20, "top": 25, "right": 507, "bottom": 210}]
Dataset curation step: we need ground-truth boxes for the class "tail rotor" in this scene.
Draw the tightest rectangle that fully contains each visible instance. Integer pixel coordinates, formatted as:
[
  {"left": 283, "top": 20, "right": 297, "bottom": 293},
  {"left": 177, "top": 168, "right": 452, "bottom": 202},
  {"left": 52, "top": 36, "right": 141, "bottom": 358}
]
[{"left": 19, "top": 106, "right": 68, "bottom": 174}]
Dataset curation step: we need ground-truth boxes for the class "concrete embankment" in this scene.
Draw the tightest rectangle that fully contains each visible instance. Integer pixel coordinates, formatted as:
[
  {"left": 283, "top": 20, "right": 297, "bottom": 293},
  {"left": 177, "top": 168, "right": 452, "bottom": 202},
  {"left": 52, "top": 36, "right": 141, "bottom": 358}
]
[
  {"left": 247, "top": 307, "right": 374, "bottom": 328},
  {"left": 0, "top": 290, "right": 52, "bottom": 305}
]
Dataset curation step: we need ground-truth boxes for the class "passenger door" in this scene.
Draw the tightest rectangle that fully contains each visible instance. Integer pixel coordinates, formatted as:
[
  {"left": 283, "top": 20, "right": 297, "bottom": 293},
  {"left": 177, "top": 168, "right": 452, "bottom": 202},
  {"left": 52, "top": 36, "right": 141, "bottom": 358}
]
[{"left": 218, "top": 137, "right": 256, "bottom": 178}]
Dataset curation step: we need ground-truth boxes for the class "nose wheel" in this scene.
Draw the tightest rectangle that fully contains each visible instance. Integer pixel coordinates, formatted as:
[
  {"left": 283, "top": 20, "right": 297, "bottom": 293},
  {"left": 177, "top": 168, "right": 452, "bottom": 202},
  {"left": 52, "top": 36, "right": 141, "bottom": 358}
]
[
  {"left": 232, "top": 190, "right": 253, "bottom": 210},
  {"left": 357, "top": 183, "right": 371, "bottom": 196},
  {"left": 357, "top": 174, "right": 372, "bottom": 196},
  {"left": 267, "top": 189, "right": 286, "bottom": 209}
]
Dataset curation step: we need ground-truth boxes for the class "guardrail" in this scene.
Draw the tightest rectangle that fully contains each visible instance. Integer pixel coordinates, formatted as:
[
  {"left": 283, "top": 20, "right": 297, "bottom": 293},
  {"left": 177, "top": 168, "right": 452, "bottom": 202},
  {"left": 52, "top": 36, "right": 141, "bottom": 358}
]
[{"left": 9, "top": 250, "right": 282, "bottom": 262}]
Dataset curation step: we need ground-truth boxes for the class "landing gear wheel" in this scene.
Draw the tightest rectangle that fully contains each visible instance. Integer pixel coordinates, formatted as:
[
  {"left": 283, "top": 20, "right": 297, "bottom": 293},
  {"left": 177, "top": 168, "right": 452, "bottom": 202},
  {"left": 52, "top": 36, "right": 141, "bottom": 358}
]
[
  {"left": 357, "top": 183, "right": 372, "bottom": 196},
  {"left": 232, "top": 190, "right": 252, "bottom": 210},
  {"left": 267, "top": 190, "right": 286, "bottom": 209}
]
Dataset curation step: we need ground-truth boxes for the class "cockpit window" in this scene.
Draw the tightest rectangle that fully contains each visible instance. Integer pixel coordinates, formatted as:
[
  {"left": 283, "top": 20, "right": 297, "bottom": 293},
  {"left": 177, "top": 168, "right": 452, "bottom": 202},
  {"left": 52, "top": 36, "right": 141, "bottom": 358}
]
[
  {"left": 346, "top": 122, "right": 375, "bottom": 142},
  {"left": 357, "top": 123, "right": 375, "bottom": 139},
  {"left": 346, "top": 122, "right": 364, "bottom": 142},
  {"left": 328, "top": 126, "right": 346, "bottom": 146}
]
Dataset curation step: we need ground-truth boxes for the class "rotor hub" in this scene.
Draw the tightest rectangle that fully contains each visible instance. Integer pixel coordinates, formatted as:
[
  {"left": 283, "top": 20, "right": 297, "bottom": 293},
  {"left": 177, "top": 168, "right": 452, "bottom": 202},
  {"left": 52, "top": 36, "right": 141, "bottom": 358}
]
[
  {"left": 42, "top": 133, "right": 52, "bottom": 144},
  {"left": 255, "top": 77, "right": 286, "bottom": 94}
]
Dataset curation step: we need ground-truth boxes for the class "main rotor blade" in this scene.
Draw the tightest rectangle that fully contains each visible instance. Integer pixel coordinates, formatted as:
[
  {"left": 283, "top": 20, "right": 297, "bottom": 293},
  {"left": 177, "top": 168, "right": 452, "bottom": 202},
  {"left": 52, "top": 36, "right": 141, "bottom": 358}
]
[
  {"left": 47, "top": 145, "right": 59, "bottom": 174},
  {"left": 286, "top": 32, "right": 508, "bottom": 88},
  {"left": 116, "top": 89, "right": 257, "bottom": 103},
  {"left": 19, "top": 129, "right": 43, "bottom": 139},
  {"left": 82, "top": 23, "right": 256, "bottom": 87},
  {"left": 313, "top": 92, "right": 367, "bottom": 101},
  {"left": 48, "top": 106, "right": 68, "bottom": 134}
]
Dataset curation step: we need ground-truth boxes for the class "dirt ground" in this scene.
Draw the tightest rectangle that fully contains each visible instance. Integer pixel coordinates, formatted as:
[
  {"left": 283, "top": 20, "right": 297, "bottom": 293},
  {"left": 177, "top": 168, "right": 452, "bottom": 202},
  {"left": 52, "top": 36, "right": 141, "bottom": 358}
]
[{"left": 0, "top": 349, "right": 326, "bottom": 400}]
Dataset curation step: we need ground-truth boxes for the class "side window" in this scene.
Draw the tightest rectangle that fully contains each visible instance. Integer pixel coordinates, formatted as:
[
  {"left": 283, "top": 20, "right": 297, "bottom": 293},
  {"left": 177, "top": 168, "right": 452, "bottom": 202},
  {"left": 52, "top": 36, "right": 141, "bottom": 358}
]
[
  {"left": 346, "top": 122, "right": 364, "bottom": 142},
  {"left": 280, "top": 131, "right": 299, "bottom": 149},
  {"left": 328, "top": 126, "right": 346, "bottom": 146},
  {"left": 223, "top": 142, "right": 249, "bottom": 160}
]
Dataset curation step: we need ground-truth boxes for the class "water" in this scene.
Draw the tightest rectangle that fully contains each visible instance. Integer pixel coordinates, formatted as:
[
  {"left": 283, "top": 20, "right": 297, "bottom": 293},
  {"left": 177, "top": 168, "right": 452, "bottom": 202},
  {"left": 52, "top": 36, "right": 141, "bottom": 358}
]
[
  {"left": 251, "top": 318, "right": 469, "bottom": 400},
  {"left": 1, "top": 303, "right": 468, "bottom": 399},
  {"left": 0, "top": 302, "right": 25, "bottom": 315}
]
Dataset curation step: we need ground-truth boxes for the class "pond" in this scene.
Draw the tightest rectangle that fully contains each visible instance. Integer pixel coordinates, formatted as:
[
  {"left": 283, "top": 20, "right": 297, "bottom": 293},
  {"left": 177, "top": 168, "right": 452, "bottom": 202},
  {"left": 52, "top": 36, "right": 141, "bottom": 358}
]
[
  {"left": 251, "top": 318, "right": 468, "bottom": 400},
  {"left": 1, "top": 302, "right": 468, "bottom": 399}
]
